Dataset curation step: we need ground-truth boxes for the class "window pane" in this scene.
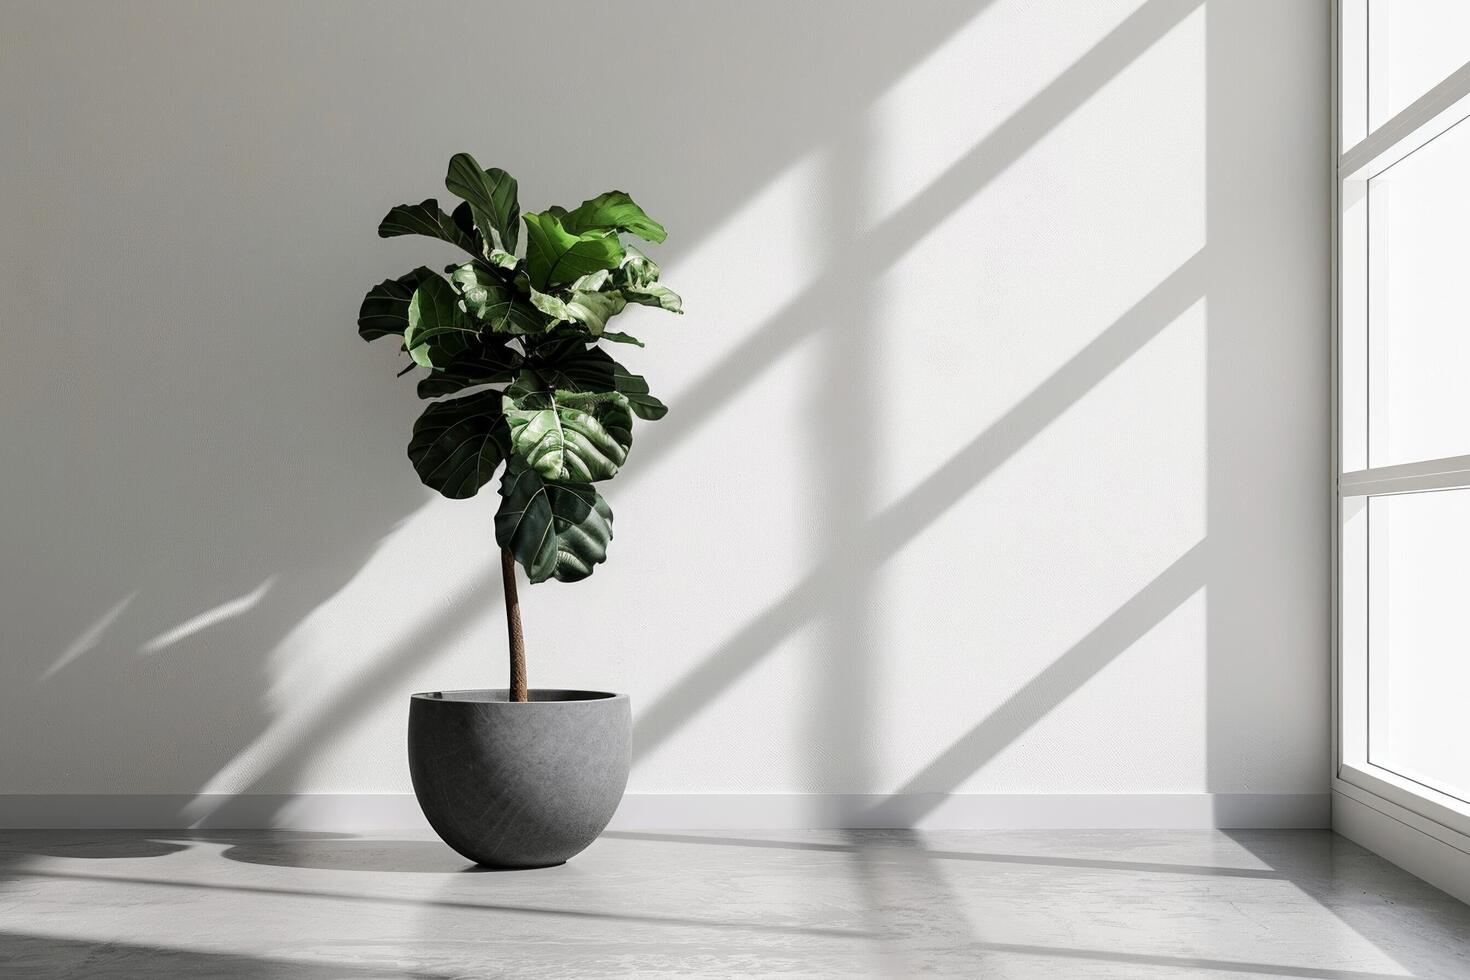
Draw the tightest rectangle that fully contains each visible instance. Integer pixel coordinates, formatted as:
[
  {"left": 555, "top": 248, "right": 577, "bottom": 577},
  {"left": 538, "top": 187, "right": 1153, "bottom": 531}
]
[
  {"left": 1368, "top": 0, "right": 1470, "bottom": 131},
  {"left": 1367, "top": 116, "right": 1470, "bottom": 467},
  {"left": 1367, "top": 490, "right": 1470, "bottom": 803}
]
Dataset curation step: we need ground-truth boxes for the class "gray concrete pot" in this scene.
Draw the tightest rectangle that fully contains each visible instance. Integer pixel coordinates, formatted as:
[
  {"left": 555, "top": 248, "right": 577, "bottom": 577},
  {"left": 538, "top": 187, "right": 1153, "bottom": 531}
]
[{"left": 407, "top": 689, "right": 630, "bottom": 869}]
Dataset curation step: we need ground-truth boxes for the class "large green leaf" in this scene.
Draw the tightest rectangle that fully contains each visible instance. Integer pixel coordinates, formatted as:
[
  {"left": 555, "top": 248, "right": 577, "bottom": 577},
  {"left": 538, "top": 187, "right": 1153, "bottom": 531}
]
[
  {"left": 449, "top": 262, "right": 550, "bottom": 335},
  {"left": 618, "top": 245, "right": 660, "bottom": 288},
  {"left": 503, "top": 386, "right": 633, "bottom": 482},
  {"left": 378, "top": 199, "right": 481, "bottom": 257},
  {"left": 505, "top": 263, "right": 586, "bottom": 328},
  {"left": 495, "top": 467, "right": 613, "bottom": 583},
  {"left": 517, "top": 329, "right": 585, "bottom": 364},
  {"left": 615, "top": 245, "right": 682, "bottom": 313},
  {"left": 526, "top": 285, "right": 571, "bottom": 323},
  {"left": 537, "top": 345, "right": 667, "bottom": 421},
  {"left": 561, "top": 191, "right": 667, "bottom": 243},
  {"left": 445, "top": 153, "right": 519, "bottom": 254},
  {"left": 404, "top": 276, "right": 478, "bottom": 368},
  {"left": 451, "top": 201, "right": 477, "bottom": 242},
  {"left": 522, "top": 211, "right": 625, "bottom": 290},
  {"left": 407, "top": 389, "right": 510, "bottom": 498},
  {"left": 417, "top": 340, "right": 522, "bottom": 398},
  {"left": 358, "top": 267, "right": 438, "bottom": 342},
  {"left": 564, "top": 289, "right": 627, "bottom": 336},
  {"left": 517, "top": 244, "right": 673, "bottom": 337},
  {"left": 621, "top": 281, "right": 683, "bottom": 313}
]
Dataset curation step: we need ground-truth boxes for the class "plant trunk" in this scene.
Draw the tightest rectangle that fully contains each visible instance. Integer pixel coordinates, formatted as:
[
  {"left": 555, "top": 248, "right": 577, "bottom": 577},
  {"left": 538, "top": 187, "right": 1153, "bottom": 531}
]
[{"left": 501, "top": 547, "right": 528, "bottom": 702}]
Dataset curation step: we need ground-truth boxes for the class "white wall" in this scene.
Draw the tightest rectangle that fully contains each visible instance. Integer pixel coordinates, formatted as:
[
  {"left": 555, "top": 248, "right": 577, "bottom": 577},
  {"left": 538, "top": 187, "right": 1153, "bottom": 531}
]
[{"left": 0, "top": 0, "right": 1329, "bottom": 826}]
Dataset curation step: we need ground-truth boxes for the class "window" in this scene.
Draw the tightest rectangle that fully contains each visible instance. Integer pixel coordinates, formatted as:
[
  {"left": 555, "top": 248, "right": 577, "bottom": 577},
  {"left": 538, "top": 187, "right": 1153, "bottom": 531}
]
[{"left": 1338, "top": 0, "right": 1470, "bottom": 837}]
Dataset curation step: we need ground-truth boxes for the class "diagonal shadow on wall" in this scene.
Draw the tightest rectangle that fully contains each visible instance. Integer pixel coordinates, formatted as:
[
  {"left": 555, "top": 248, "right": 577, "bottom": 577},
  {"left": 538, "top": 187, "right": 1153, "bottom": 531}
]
[
  {"left": 861, "top": 541, "right": 1206, "bottom": 825},
  {"left": 0, "top": 0, "right": 990, "bottom": 819},
  {"left": 627, "top": 0, "right": 1204, "bottom": 481},
  {"left": 635, "top": 250, "right": 1207, "bottom": 761},
  {"left": 185, "top": 563, "right": 500, "bottom": 827},
  {"left": 172, "top": 0, "right": 1203, "bottom": 819}
]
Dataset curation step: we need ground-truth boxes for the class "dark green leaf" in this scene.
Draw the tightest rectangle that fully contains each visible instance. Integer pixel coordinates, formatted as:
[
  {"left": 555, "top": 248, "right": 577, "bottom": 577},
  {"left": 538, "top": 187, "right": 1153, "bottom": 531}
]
[
  {"left": 451, "top": 201, "right": 477, "bottom": 241},
  {"left": 537, "top": 345, "right": 667, "bottom": 420},
  {"left": 417, "top": 340, "right": 522, "bottom": 398},
  {"left": 522, "top": 211, "right": 625, "bottom": 290},
  {"left": 378, "top": 199, "right": 481, "bottom": 257},
  {"left": 445, "top": 153, "right": 520, "bottom": 253},
  {"left": 405, "top": 276, "right": 477, "bottom": 368},
  {"left": 503, "top": 388, "right": 633, "bottom": 482},
  {"left": 358, "top": 267, "right": 438, "bottom": 342},
  {"left": 503, "top": 262, "right": 578, "bottom": 327},
  {"left": 407, "top": 389, "right": 510, "bottom": 499},
  {"left": 600, "top": 331, "right": 644, "bottom": 347},
  {"left": 449, "top": 262, "right": 550, "bottom": 335},
  {"left": 519, "top": 332, "right": 589, "bottom": 372},
  {"left": 495, "top": 467, "right": 613, "bottom": 583},
  {"left": 561, "top": 191, "right": 667, "bottom": 243}
]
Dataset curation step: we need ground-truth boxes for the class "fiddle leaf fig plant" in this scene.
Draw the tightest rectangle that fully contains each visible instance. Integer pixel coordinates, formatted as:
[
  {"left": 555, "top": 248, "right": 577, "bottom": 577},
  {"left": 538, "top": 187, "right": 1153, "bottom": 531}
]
[{"left": 358, "top": 152, "right": 681, "bottom": 701}]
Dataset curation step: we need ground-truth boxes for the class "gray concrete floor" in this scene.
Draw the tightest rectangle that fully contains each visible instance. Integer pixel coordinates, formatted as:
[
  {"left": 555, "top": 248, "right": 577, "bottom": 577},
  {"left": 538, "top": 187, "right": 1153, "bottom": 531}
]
[{"left": 1, "top": 830, "right": 1467, "bottom": 978}]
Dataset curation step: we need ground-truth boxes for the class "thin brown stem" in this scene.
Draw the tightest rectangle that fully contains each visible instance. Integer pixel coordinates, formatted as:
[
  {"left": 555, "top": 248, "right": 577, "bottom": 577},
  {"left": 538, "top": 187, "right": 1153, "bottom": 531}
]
[{"left": 501, "top": 547, "right": 527, "bottom": 702}]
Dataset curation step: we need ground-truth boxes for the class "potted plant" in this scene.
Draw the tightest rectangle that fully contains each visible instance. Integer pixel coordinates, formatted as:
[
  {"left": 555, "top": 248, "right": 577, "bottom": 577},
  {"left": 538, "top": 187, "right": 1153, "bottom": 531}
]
[{"left": 357, "top": 153, "right": 681, "bottom": 867}]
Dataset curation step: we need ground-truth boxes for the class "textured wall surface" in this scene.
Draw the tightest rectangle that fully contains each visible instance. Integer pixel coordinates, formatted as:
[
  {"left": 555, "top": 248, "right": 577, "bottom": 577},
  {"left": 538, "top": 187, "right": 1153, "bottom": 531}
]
[{"left": 0, "top": 0, "right": 1328, "bottom": 820}]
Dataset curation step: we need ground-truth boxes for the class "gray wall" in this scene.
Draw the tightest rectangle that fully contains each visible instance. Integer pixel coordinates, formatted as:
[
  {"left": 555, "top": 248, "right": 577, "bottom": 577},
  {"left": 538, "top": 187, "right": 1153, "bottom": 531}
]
[{"left": 0, "top": 0, "right": 1328, "bottom": 823}]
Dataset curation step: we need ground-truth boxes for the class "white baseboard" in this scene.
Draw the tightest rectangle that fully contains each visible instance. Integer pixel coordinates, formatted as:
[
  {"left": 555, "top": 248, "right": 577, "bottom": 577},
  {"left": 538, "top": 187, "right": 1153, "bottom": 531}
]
[
  {"left": 616, "top": 793, "right": 1329, "bottom": 829},
  {"left": 1333, "top": 785, "right": 1470, "bottom": 906},
  {"left": 0, "top": 793, "right": 1329, "bottom": 831}
]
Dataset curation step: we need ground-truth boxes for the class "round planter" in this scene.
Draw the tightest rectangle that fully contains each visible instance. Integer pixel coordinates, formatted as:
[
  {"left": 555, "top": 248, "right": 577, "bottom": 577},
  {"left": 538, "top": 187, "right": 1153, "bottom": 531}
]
[{"left": 408, "top": 689, "right": 630, "bottom": 869}]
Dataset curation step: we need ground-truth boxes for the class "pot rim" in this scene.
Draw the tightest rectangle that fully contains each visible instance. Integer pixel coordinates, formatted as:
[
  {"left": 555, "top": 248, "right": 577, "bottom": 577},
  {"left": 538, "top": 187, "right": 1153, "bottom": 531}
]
[{"left": 411, "top": 688, "right": 627, "bottom": 704}]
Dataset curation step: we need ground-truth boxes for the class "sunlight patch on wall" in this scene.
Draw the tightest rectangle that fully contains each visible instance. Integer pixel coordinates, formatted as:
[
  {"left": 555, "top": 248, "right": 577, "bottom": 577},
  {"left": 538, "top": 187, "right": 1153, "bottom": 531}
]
[
  {"left": 871, "top": 2, "right": 1205, "bottom": 513},
  {"left": 138, "top": 577, "right": 278, "bottom": 655},
  {"left": 185, "top": 499, "right": 494, "bottom": 802},
  {"left": 649, "top": 151, "right": 828, "bottom": 400},
  {"left": 39, "top": 592, "right": 139, "bottom": 682},
  {"left": 867, "top": 0, "right": 1201, "bottom": 229}
]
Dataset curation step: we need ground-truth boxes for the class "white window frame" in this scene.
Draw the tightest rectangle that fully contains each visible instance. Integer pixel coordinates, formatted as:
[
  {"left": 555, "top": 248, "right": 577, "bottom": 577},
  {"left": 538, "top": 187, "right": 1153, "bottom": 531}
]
[{"left": 1334, "top": 0, "right": 1470, "bottom": 861}]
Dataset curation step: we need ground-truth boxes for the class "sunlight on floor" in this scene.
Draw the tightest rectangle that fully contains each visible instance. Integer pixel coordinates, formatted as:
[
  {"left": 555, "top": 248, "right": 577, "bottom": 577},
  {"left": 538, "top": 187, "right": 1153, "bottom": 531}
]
[{"left": 3, "top": 830, "right": 1462, "bottom": 979}]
